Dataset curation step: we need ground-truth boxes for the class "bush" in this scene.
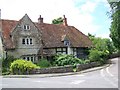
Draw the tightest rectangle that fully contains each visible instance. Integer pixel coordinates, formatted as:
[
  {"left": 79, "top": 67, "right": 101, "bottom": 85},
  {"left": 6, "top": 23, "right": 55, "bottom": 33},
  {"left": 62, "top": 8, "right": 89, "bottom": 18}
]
[
  {"left": 89, "top": 49, "right": 102, "bottom": 62},
  {"left": 10, "top": 59, "right": 39, "bottom": 75},
  {"left": 37, "top": 58, "right": 51, "bottom": 68},
  {"left": 84, "top": 60, "right": 91, "bottom": 64},
  {"left": 2, "top": 55, "right": 16, "bottom": 69},
  {"left": 2, "top": 55, "right": 16, "bottom": 74},
  {"left": 53, "top": 54, "right": 84, "bottom": 67},
  {"left": 89, "top": 49, "right": 108, "bottom": 64}
]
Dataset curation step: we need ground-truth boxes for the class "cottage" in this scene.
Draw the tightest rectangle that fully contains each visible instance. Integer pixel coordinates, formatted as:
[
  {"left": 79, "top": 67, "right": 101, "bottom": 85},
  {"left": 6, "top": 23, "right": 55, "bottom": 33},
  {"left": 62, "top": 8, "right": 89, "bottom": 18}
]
[{"left": 0, "top": 14, "right": 92, "bottom": 63}]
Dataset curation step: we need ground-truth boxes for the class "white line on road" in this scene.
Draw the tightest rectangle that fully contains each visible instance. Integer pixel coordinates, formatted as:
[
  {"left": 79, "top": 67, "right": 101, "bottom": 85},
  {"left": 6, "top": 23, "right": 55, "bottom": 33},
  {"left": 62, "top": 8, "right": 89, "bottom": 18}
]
[
  {"left": 100, "top": 69, "right": 118, "bottom": 87},
  {"left": 105, "top": 63, "right": 118, "bottom": 82},
  {"left": 70, "top": 80, "right": 85, "bottom": 84},
  {"left": 106, "top": 66, "right": 114, "bottom": 77}
]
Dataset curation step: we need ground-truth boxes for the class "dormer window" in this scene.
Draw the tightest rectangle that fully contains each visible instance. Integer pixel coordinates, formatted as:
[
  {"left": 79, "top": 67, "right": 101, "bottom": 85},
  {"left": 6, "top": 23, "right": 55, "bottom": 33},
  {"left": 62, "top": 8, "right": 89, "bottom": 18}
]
[
  {"left": 23, "top": 25, "right": 30, "bottom": 30},
  {"left": 64, "top": 40, "right": 70, "bottom": 46},
  {"left": 61, "top": 35, "right": 70, "bottom": 46}
]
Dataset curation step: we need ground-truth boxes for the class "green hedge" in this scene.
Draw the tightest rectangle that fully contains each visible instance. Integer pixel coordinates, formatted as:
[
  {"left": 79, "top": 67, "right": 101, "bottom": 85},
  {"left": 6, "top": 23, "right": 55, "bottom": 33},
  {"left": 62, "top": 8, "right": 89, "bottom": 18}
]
[{"left": 10, "top": 59, "right": 39, "bottom": 75}]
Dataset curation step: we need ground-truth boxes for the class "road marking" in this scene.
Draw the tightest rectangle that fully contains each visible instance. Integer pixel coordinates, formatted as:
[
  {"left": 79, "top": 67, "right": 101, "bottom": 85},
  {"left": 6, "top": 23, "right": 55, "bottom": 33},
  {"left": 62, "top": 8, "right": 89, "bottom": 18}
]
[
  {"left": 71, "top": 80, "right": 85, "bottom": 84},
  {"left": 106, "top": 66, "right": 114, "bottom": 77},
  {"left": 105, "top": 64, "right": 118, "bottom": 82},
  {"left": 100, "top": 69, "right": 118, "bottom": 87}
]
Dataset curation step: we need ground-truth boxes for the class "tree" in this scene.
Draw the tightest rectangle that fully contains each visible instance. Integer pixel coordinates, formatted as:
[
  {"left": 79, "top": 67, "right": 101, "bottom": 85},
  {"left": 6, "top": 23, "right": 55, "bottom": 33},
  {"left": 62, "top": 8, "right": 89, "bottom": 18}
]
[
  {"left": 52, "top": 17, "right": 63, "bottom": 24},
  {"left": 109, "top": 1, "right": 120, "bottom": 51},
  {"left": 88, "top": 33, "right": 116, "bottom": 54}
]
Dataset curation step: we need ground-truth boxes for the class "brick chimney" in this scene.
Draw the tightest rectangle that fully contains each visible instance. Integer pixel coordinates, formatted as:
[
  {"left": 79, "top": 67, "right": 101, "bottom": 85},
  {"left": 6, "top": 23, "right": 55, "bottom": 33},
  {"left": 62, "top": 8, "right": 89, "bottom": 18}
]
[
  {"left": 63, "top": 15, "right": 68, "bottom": 26},
  {"left": 38, "top": 15, "right": 43, "bottom": 23}
]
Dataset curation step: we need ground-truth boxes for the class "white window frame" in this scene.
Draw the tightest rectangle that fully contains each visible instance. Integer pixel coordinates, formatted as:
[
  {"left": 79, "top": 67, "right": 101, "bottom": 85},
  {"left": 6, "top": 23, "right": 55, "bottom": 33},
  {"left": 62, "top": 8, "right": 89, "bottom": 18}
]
[
  {"left": 23, "top": 56, "right": 35, "bottom": 63},
  {"left": 22, "top": 38, "right": 33, "bottom": 45},
  {"left": 64, "top": 40, "right": 70, "bottom": 46},
  {"left": 23, "top": 25, "right": 30, "bottom": 30},
  {"left": 56, "top": 48, "right": 67, "bottom": 54}
]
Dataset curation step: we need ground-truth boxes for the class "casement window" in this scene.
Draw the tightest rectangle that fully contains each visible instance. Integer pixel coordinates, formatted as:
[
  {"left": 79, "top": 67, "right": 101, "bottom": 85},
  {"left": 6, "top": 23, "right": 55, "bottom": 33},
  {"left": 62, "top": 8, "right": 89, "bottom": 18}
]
[
  {"left": 23, "top": 25, "right": 30, "bottom": 30},
  {"left": 23, "top": 56, "right": 35, "bottom": 62},
  {"left": 22, "top": 38, "right": 25, "bottom": 44},
  {"left": 30, "top": 38, "right": 32, "bottom": 44},
  {"left": 56, "top": 48, "right": 67, "bottom": 54},
  {"left": 64, "top": 40, "right": 70, "bottom": 46},
  {"left": 22, "top": 38, "right": 33, "bottom": 45}
]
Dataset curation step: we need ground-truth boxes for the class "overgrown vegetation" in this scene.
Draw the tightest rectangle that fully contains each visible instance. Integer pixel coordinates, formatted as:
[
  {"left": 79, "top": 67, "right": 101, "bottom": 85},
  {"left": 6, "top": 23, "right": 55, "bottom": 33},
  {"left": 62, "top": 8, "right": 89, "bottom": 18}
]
[
  {"left": 53, "top": 54, "right": 85, "bottom": 68},
  {"left": 52, "top": 17, "right": 63, "bottom": 24},
  {"left": 10, "top": 59, "right": 39, "bottom": 75},
  {"left": 2, "top": 55, "right": 17, "bottom": 75},
  {"left": 37, "top": 58, "right": 51, "bottom": 68},
  {"left": 88, "top": 33, "right": 116, "bottom": 64}
]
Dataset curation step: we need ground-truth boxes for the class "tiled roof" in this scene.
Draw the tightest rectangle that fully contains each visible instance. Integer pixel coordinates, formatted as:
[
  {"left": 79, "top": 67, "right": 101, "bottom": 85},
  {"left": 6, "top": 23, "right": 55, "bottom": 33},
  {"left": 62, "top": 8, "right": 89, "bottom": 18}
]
[
  {"left": 1, "top": 19, "right": 18, "bottom": 49},
  {"left": 1, "top": 19, "right": 92, "bottom": 49}
]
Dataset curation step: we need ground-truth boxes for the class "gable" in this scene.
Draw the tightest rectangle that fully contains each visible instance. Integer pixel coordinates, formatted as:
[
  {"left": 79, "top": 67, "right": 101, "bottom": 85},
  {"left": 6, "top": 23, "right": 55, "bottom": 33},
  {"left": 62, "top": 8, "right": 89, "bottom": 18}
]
[{"left": 11, "top": 14, "right": 42, "bottom": 37}]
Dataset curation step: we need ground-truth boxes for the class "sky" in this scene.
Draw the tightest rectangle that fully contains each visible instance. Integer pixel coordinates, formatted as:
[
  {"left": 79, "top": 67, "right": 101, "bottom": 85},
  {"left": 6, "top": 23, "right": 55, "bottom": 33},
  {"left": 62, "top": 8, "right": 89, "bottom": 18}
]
[{"left": 0, "top": 0, "right": 111, "bottom": 38}]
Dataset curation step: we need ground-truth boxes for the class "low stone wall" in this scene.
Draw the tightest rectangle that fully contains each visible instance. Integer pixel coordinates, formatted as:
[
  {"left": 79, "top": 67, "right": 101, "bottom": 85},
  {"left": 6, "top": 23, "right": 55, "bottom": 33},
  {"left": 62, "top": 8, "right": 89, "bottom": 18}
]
[
  {"left": 30, "top": 65, "right": 74, "bottom": 74},
  {"left": 108, "top": 53, "right": 120, "bottom": 59},
  {"left": 29, "top": 62, "right": 101, "bottom": 74},
  {"left": 76, "top": 62, "right": 100, "bottom": 72}
]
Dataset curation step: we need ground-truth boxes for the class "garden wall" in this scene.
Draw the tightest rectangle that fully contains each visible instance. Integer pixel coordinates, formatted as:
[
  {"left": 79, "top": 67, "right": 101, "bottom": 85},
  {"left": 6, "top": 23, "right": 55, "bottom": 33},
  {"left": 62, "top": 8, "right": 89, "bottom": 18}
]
[
  {"left": 29, "top": 62, "right": 101, "bottom": 74},
  {"left": 76, "top": 62, "right": 100, "bottom": 72},
  {"left": 30, "top": 65, "right": 73, "bottom": 74},
  {"left": 108, "top": 53, "right": 120, "bottom": 59}
]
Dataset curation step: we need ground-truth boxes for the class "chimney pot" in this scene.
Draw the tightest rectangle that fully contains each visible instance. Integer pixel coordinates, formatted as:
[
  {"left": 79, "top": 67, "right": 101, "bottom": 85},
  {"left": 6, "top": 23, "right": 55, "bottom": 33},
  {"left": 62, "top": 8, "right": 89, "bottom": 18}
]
[
  {"left": 38, "top": 15, "right": 43, "bottom": 23},
  {"left": 63, "top": 15, "right": 68, "bottom": 26}
]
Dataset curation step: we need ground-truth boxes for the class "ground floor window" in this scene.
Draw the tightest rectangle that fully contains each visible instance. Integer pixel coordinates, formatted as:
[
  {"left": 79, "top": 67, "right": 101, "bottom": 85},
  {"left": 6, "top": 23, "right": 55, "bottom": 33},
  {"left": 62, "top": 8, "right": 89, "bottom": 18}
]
[
  {"left": 76, "top": 48, "right": 88, "bottom": 59},
  {"left": 23, "top": 56, "right": 35, "bottom": 62},
  {"left": 73, "top": 48, "right": 77, "bottom": 57},
  {"left": 56, "top": 48, "right": 67, "bottom": 54}
]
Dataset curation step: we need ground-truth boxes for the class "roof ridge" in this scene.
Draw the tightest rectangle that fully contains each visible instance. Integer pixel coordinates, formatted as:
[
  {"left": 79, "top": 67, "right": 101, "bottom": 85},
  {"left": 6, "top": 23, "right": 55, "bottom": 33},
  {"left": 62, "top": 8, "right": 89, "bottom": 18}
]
[{"left": 1, "top": 19, "right": 18, "bottom": 22}]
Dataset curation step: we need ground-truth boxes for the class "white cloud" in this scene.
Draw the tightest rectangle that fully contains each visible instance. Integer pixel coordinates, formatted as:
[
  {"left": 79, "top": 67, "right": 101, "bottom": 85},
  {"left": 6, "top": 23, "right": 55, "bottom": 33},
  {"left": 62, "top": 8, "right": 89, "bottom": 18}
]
[
  {"left": 96, "top": 33, "right": 110, "bottom": 39},
  {"left": 0, "top": 0, "right": 110, "bottom": 37},
  {"left": 80, "top": 1, "right": 98, "bottom": 13}
]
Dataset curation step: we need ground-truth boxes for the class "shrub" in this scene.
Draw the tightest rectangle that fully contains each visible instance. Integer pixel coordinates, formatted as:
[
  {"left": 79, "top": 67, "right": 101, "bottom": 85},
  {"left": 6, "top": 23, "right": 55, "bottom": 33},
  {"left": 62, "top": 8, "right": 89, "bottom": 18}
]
[
  {"left": 10, "top": 59, "right": 39, "bottom": 75},
  {"left": 2, "top": 55, "right": 16, "bottom": 68},
  {"left": 37, "top": 58, "right": 51, "bottom": 68},
  {"left": 53, "top": 54, "right": 84, "bottom": 67},
  {"left": 84, "top": 60, "right": 91, "bottom": 64},
  {"left": 89, "top": 49, "right": 102, "bottom": 62},
  {"left": 2, "top": 55, "right": 16, "bottom": 74},
  {"left": 89, "top": 49, "right": 108, "bottom": 64}
]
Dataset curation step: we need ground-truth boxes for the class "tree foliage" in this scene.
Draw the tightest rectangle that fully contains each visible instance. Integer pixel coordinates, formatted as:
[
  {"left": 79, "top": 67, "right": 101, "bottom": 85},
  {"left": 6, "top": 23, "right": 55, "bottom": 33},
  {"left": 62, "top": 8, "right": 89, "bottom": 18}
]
[
  {"left": 110, "top": 1, "right": 120, "bottom": 51},
  {"left": 52, "top": 17, "right": 63, "bottom": 24},
  {"left": 88, "top": 33, "right": 116, "bottom": 54},
  {"left": 88, "top": 33, "right": 116, "bottom": 64}
]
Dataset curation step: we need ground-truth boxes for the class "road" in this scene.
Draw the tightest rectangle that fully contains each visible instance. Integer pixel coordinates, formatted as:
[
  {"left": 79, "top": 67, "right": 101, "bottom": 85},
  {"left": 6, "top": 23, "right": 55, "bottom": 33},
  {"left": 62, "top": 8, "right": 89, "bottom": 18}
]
[{"left": 2, "top": 58, "right": 119, "bottom": 88}]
